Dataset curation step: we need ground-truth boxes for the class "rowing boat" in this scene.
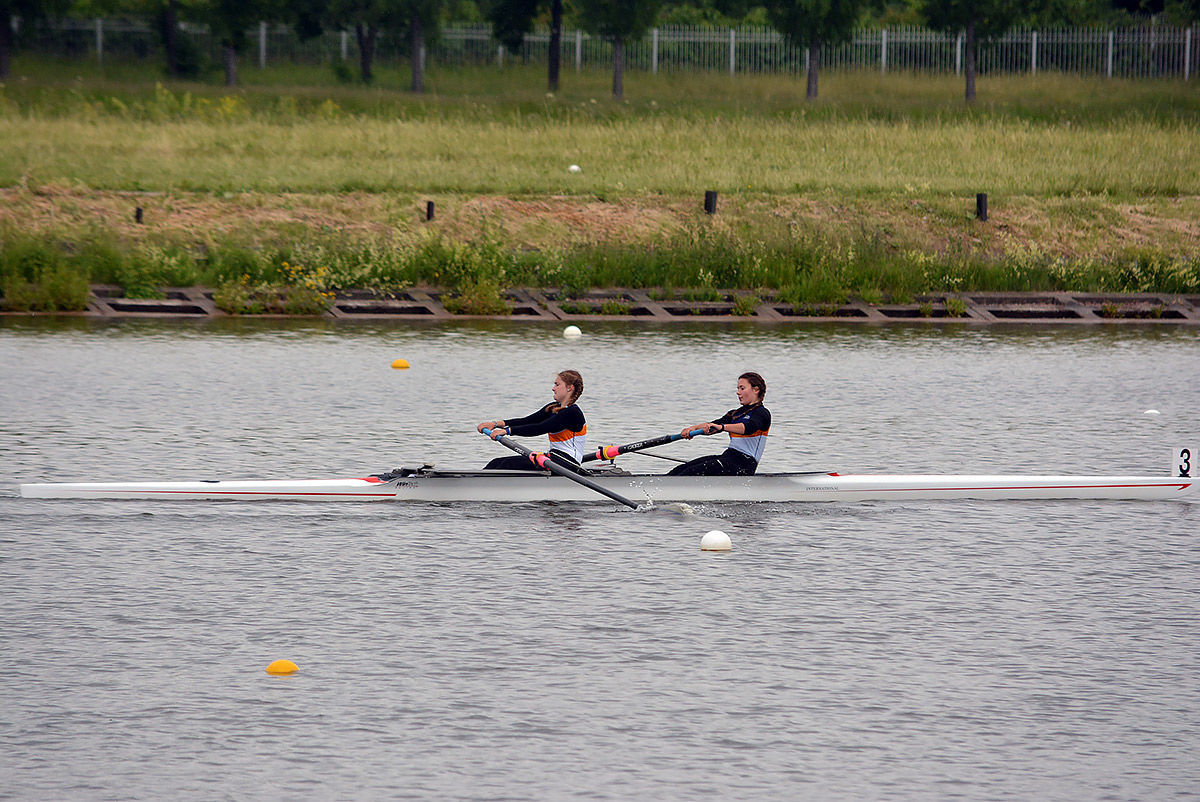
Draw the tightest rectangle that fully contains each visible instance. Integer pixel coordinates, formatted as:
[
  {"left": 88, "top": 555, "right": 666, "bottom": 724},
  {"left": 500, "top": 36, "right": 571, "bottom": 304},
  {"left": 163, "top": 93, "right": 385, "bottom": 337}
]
[{"left": 18, "top": 466, "right": 1196, "bottom": 503}]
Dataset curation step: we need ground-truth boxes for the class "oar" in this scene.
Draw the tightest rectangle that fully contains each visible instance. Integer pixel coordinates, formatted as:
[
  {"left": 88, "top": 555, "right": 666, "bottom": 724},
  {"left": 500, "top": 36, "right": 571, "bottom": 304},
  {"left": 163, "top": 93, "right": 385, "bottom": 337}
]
[
  {"left": 481, "top": 428, "right": 640, "bottom": 510},
  {"left": 582, "top": 429, "right": 708, "bottom": 463}
]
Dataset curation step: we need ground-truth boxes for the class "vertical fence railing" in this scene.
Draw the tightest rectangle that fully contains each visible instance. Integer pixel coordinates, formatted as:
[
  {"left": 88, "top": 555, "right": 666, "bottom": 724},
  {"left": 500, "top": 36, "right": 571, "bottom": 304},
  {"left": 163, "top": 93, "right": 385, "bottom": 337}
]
[{"left": 18, "top": 19, "right": 1200, "bottom": 80}]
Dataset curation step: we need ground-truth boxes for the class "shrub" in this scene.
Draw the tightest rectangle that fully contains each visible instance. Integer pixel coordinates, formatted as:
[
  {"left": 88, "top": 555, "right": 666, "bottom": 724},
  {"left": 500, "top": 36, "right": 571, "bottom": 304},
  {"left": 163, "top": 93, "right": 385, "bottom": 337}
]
[
  {"left": 212, "top": 278, "right": 333, "bottom": 315},
  {"left": 0, "top": 236, "right": 90, "bottom": 312},
  {"left": 599, "top": 299, "right": 631, "bottom": 315},
  {"left": 731, "top": 294, "right": 760, "bottom": 316},
  {"left": 442, "top": 281, "right": 510, "bottom": 315}
]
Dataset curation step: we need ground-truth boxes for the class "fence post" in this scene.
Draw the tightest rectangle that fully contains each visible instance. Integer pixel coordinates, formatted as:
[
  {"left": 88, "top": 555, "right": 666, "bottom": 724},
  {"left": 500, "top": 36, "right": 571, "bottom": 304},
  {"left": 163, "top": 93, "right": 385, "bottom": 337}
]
[
  {"left": 881, "top": 28, "right": 887, "bottom": 73},
  {"left": 1107, "top": 30, "right": 1113, "bottom": 77},
  {"left": 340, "top": 30, "right": 348, "bottom": 61},
  {"left": 258, "top": 22, "right": 267, "bottom": 68},
  {"left": 497, "top": 45, "right": 503, "bottom": 67},
  {"left": 652, "top": 28, "right": 658, "bottom": 75},
  {"left": 575, "top": 29, "right": 582, "bottom": 72},
  {"left": 1031, "top": 30, "right": 1037, "bottom": 74},
  {"left": 1186, "top": 28, "right": 1192, "bottom": 80},
  {"left": 95, "top": 18, "right": 103, "bottom": 65},
  {"left": 729, "top": 28, "right": 736, "bottom": 75}
]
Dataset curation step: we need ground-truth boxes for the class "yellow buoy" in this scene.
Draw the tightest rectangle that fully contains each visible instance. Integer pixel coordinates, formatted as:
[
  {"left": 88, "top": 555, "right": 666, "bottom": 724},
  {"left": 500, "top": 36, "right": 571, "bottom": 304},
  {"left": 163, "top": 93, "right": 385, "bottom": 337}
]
[
  {"left": 266, "top": 659, "right": 299, "bottom": 675},
  {"left": 391, "top": 358, "right": 410, "bottom": 370}
]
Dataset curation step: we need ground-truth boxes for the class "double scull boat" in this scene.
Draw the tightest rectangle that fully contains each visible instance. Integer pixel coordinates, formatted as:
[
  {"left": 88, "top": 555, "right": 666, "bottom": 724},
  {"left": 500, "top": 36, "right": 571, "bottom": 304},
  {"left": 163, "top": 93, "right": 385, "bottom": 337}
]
[{"left": 18, "top": 465, "right": 1195, "bottom": 503}]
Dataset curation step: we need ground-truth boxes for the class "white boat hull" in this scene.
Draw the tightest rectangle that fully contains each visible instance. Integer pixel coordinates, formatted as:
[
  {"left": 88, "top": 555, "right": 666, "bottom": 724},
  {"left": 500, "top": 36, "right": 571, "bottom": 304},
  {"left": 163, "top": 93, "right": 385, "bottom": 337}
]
[{"left": 18, "top": 471, "right": 1196, "bottom": 503}]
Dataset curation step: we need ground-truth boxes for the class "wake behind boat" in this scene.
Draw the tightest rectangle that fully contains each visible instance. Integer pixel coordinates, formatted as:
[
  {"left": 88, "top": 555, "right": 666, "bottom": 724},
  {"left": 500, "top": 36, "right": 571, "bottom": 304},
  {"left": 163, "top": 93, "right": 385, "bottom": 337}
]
[{"left": 18, "top": 465, "right": 1196, "bottom": 503}]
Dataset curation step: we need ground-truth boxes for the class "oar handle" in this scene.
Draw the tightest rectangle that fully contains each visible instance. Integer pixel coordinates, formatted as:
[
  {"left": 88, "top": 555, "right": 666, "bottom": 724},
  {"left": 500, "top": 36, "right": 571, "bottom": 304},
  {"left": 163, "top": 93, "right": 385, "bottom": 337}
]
[
  {"left": 481, "top": 429, "right": 640, "bottom": 509},
  {"left": 582, "top": 429, "right": 709, "bottom": 463}
]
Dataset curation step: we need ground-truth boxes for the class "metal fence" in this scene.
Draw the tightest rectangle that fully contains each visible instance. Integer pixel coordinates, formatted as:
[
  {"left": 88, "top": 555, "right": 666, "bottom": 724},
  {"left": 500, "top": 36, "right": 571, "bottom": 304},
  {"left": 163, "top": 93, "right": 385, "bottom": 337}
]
[{"left": 16, "top": 18, "right": 1199, "bottom": 80}]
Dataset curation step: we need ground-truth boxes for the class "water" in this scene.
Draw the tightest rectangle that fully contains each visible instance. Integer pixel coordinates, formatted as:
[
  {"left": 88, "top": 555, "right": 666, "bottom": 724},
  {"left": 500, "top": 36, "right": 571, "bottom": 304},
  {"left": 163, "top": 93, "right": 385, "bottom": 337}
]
[{"left": 2, "top": 318, "right": 1197, "bottom": 800}]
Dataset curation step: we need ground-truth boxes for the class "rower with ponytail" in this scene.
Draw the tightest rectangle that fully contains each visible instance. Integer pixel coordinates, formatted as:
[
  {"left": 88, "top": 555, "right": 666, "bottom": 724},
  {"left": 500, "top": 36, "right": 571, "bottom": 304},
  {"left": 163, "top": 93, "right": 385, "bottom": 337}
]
[
  {"left": 477, "top": 370, "right": 588, "bottom": 473},
  {"left": 670, "top": 372, "right": 771, "bottom": 476}
]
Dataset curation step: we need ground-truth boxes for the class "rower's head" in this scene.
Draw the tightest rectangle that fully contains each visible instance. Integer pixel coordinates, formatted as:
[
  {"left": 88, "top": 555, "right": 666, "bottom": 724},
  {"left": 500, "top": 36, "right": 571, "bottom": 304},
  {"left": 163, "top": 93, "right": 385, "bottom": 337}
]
[
  {"left": 553, "top": 370, "right": 584, "bottom": 408},
  {"left": 737, "top": 372, "right": 766, "bottom": 405}
]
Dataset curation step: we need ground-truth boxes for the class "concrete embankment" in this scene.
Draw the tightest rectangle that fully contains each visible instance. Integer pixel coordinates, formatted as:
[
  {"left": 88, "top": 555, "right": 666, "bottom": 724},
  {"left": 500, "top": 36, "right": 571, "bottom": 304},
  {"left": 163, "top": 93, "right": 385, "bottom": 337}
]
[{"left": 4, "top": 286, "right": 1199, "bottom": 324}]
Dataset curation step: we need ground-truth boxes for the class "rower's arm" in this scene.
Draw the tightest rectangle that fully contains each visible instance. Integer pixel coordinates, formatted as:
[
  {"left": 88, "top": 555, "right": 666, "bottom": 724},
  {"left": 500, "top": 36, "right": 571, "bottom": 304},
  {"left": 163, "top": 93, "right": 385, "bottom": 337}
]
[{"left": 720, "top": 422, "right": 746, "bottom": 435}]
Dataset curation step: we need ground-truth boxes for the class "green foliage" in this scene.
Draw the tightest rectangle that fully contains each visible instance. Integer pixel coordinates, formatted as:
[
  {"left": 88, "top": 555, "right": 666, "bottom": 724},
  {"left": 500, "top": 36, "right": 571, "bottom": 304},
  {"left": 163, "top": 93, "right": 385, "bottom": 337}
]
[
  {"left": 577, "top": 0, "right": 664, "bottom": 41},
  {"left": 920, "top": 0, "right": 1027, "bottom": 39},
  {"left": 945, "top": 295, "right": 968, "bottom": 317},
  {"left": 599, "top": 298, "right": 631, "bottom": 315},
  {"left": 731, "top": 294, "right": 761, "bottom": 315},
  {"left": 212, "top": 277, "right": 334, "bottom": 315},
  {"left": 441, "top": 280, "right": 511, "bottom": 314},
  {"left": 330, "top": 58, "right": 356, "bottom": 84},
  {"left": 0, "top": 233, "right": 90, "bottom": 311},
  {"left": 763, "top": 0, "right": 866, "bottom": 49}
]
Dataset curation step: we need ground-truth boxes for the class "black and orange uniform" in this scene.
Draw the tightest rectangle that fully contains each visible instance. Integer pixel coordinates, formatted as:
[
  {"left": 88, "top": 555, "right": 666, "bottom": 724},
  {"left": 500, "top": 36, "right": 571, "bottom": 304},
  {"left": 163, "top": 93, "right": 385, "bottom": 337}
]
[
  {"left": 668, "top": 403, "right": 771, "bottom": 476},
  {"left": 484, "top": 403, "right": 588, "bottom": 472}
]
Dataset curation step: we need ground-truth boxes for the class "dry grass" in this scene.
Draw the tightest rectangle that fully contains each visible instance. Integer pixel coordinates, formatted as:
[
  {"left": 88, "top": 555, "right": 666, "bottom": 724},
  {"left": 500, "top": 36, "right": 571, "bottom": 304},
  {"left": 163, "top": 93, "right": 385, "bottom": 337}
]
[{"left": 4, "top": 186, "right": 1198, "bottom": 264}]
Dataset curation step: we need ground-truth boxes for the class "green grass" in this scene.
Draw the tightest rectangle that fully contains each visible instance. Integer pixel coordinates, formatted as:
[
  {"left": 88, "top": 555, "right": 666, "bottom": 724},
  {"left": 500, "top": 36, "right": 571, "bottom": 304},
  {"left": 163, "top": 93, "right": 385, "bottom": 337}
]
[{"left": 2, "top": 62, "right": 1198, "bottom": 196}]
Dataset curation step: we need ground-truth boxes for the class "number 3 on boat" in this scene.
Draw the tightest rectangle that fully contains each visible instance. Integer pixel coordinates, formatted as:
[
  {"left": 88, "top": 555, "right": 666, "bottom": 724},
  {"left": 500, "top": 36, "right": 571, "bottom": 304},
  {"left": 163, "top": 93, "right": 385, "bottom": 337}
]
[{"left": 1177, "top": 446, "right": 1194, "bottom": 478}]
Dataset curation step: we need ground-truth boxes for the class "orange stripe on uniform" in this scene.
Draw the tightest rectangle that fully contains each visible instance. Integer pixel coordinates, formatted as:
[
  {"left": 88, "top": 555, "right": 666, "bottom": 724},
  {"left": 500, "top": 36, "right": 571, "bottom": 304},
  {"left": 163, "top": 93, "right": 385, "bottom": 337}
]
[{"left": 548, "top": 426, "right": 587, "bottom": 442}]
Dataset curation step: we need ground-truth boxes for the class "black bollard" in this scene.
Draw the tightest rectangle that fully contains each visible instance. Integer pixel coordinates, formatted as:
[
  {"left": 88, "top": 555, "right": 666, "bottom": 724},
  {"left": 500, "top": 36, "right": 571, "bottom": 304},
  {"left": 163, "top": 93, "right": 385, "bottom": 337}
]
[
  {"left": 135, "top": 206, "right": 143, "bottom": 224},
  {"left": 704, "top": 190, "right": 718, "bottom": 215},
  {"left": 425, "top": 201, "right": 435, "bottom": 222},
  {"left": 975, "top": 193, "right": 988, "bottom": 221}
]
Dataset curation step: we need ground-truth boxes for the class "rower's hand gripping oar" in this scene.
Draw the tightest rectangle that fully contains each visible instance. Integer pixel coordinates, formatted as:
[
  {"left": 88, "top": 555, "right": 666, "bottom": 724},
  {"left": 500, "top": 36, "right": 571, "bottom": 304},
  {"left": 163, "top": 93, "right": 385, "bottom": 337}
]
[
  {"left": 481, "top": 428, "right": 640, "bottom": 510},
  {"left": 582, "top": 429, "right": 709, "bottom": 463}
]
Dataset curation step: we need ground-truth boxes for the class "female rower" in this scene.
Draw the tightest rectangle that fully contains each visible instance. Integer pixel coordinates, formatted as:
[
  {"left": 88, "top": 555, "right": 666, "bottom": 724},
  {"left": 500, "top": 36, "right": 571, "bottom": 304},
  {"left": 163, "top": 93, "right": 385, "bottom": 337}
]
[
  {"left": 477, "top": 370, "right": 587, "bottom": 472},
  {"left": 669, "top": 372, "right": 771, "bottom": 476}
]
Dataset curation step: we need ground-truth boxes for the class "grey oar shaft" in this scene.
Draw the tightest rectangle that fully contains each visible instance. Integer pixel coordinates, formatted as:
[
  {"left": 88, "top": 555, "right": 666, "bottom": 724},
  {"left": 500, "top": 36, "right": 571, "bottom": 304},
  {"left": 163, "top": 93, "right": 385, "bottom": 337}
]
[{"left": 484, "top": 430, "right": 640, "bottom": 509}]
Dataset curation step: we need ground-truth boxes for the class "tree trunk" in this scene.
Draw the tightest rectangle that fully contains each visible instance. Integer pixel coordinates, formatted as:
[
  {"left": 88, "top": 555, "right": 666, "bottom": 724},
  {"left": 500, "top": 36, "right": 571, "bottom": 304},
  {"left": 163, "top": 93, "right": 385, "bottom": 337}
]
[
  {"left": 223, "top": 43, "right": 237, "bottom": 87},
  {"left": 0, "top": 13, "right": 12, "bottom": 80},
  {"left": 548, "top": 0, "right": 562, "bottom": 92},
  {"left": 612, "top": 36, "right": 624, "bottom": 100},
  {"left": 806, "top": 40, "right": 820, "bottom": 100},
  {"left": 410, "top": 15, "right": 424, "bottom": 93},
  {"left": 965, "top": 18, "right": 976, "bottom": 104},
  {"left": 160, "top": 0, "right": 179, "bottom": 78},
  {"left": 356, "top": 22, "right": 375, "bottom": 84}
]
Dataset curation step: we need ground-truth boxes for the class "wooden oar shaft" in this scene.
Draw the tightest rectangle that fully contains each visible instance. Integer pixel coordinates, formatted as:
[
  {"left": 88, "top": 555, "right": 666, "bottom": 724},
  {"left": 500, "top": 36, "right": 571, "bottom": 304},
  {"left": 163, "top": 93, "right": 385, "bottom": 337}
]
[{"left": 481, "top": 429, "right": 640, "bottom": 509}]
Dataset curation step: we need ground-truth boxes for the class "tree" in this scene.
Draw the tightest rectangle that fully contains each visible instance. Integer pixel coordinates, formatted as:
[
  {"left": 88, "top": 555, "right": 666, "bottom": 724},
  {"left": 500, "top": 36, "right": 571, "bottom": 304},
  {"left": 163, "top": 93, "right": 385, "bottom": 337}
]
[
  {"left": 762, "top": 0, "right": 867, "bottom": 100},
  {"left": 487, "top": 0, "right": 564, "bottom": 92},
  {"left": 392, "top": 0, "right": 442, "bottom": 92},
  {"left": 288, "top": 0, "right": 441, "bottom": 91},
  {"left": 921, "top": 0, "right": 1028, "bottom": 102},
  {"left": 196, "top": 0, "right": 279, "bottom": 86},
  {"left": 291, "top": 0, "right": 393, "bottom": 83},
  {"left": 1, "top": 0, "right": 70, "bottom": 78},
  {"left": 577, "top": 0, "right": 664, "bottom": 99},
  {"left": 485, "top": 0, "right": 565, "bottom": 91}
]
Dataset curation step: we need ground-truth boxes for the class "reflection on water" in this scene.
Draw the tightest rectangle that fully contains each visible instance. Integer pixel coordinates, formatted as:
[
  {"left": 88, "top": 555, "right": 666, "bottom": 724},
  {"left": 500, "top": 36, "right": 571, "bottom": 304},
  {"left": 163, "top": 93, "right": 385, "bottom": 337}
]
[{"left": 1, "top": 318, "right": 1198, "bottom": 800}]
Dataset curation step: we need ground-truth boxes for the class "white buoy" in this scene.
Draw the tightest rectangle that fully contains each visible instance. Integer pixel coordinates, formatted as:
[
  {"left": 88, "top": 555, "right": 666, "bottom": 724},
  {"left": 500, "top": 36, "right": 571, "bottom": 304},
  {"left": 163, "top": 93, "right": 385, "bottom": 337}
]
[
  {"left": 563, "top": 325, "right": 582, "bottom": 339},
  {"left": 700, "top": 530, "right": 732, "bottom": 552},
  {"left": 1144, "top": 409, "right": 1161, "bottom": 415},
  {"left": 567, "top": 164, "right": 582, "bottom": 173}
]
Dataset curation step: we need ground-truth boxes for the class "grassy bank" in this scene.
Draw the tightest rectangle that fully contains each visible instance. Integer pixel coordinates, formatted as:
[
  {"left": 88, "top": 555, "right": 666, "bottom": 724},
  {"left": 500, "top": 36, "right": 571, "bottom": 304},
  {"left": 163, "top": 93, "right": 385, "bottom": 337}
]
[
  {"left": 3, "top": 188, "right": 1197, "bottom": 313},
  {"left": 2, "top": 63, "right": 1198, "bottom": 312},
  {"left": 3, "top": 68, "right": 1198, "bottom": 196}
]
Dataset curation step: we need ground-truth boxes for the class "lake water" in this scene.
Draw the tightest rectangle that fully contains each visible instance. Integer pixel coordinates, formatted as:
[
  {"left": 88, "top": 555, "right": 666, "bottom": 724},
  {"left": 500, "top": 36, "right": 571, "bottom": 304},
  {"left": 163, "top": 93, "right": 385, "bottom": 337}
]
[{"left": 2, "top": 318, "right": 1197, "bottom": 800}]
